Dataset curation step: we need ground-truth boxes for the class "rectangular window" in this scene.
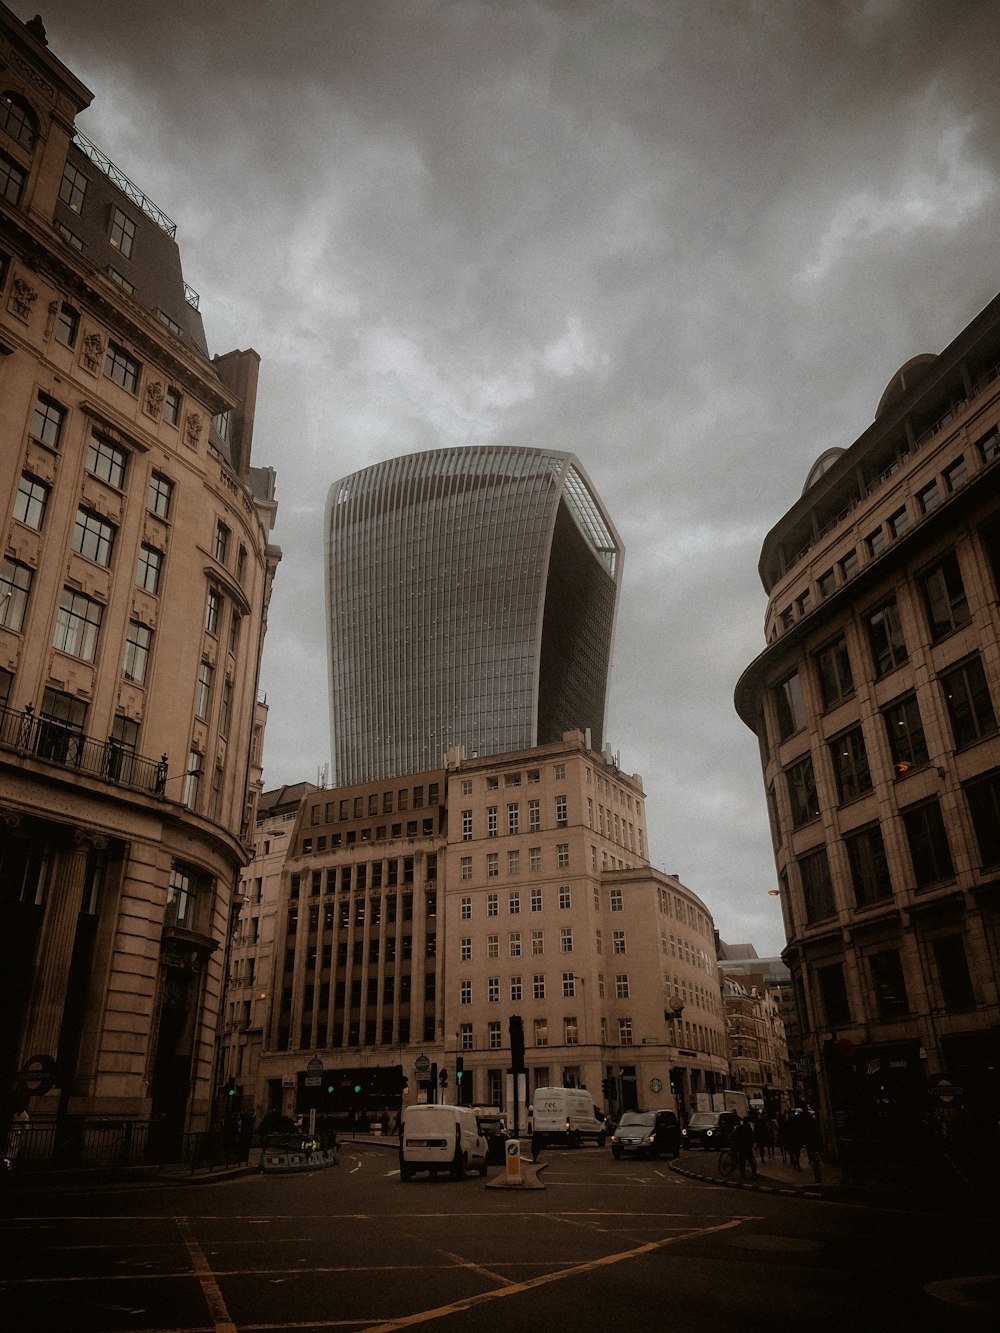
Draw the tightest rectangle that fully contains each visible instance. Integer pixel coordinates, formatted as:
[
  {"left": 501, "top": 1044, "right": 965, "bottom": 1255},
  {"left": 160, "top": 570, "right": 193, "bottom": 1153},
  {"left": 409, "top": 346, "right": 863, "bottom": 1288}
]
[
  {"left": 508, "top": 891, "right": 520, "bottom": 915},
  {"left": 507, "top": 849, "right": 520, "bottom": 875},
  {"left": 108, "top": 267, "right": 134, "bottom": 294},
  {"left": 839, "top": 548, "right": 859, "bottom": 581},
  {"left": 104, "top": 342, "right": 140, "bottom": 393},
  {"left": 30, "top": 393, "right": 65, "bottom": 448},
  {"left": 845, "top": 823, "right": 892, "bottom": 907},
  {"left": 507, "top": 803, "right": 519, "bottom": 835},
  {"left": 902, "top": 799, "right": 954, "bottom": 889},
  {"left": 556, "top": 843, "right": 569, "bottom": 869},
  {"left": 53, "top": 588, "right": 102, "bottom": 661},
  {"left": 510, "top": 976, "right": 523, "bottom": 1001},
  {"left": 785, "top": 754, "right": 819, "bottom": 828},
  {"left": 609, "top": 888, "right": 623, "bottom": 912},
  {"left": 615, "top": 973, "right": 630, "bottom": 999},
  {"left": 866, "top": 526, "right": 887, "bottom": 557},
  {"left": 488, "top": 977, "right": 500, "bottom": 1003},
  {"left": 558, "top": 885, "right": 572, "bottom": 910},
  {"left": 814, "top": 635, "right": 854, "bottom": 710},
  {"left": 888, "top": 506, "right": 911, "bottom": 538},
  {"left": 533, "top": 974, "right": 545, "bottom": 999},
  {"left": 941, "top": 655, "right": 996, "bottom": 747},
  {"left": 829, "top": 725, "right": 872, "bottom": 803},
  {"left": 818, "top": 568, "right": 836, "bottom": 599},
  {"left": 487, "top": 892, "right": 498, "bottom": 917},
  {"left": 509, "top": 932, "right": 521, "bottom": 957},
  {"left": 195, "top": 660, "right": 213, "bottom": 719},
  {"left": 533, "top": 1017, "right": 547, "bottom": 1046},
  {"left": 205, "top": 587, "right": 221, "bottom": 634},
  {"left": 530, "top": 886, "right": 543, "bottom": 912},
  {"left": 122, "top": 620, "right": 152, "bottom": 685},
  {"left": 917, "top": 479, "right": 941, "bottom": 514},
  {"left": 166, "top": 865, "right": 197, "bottom": 927},
  {"left": 13, "top": 474, "right": 48, "bottom": 530},
  {"left": 976, "top": 426, "right": 999, "bottom": 464},
  {"left": 0, "top": 557, "right": 32, "bottom": 631},
  {"left": 618, "top": 1018, "right": 633, "bottom": 1046},
  {"left": 798, "top": 846, "right": 835, "bottom": 923},
  {"left": 460, "top": 856, "right": 472, "bottom": 881},
  {"left": 612, "top": 929, "right": 626, "bottom": 954},
  {"left": 528, "top": 798, "right": 541, "bottom": 831},
  {"left": 560, "top": 927, "right": 574, "bottom": 953},
  {"left": 87, "top": 432, "right": 128, "bottom": 488},
  {"left": 553, "top": 763, "right": 566, "bottom": 780},
  {"left": 108, "top": 206, "right": 136, "bottom": 258},
  {"left": 865, "top": 598, "right": 907, "bottom": 677},
  {"left": 1, "top": 152, "right": 26, "bottom": 205},
  {"left": 55, "top": 303, "right": 79, "bottom": 347},
  {"left": 214, "top": 520, "right": 230, "bottom": 565},
  {"left": 72, "top": 508, "right": 116, "bottom": 566},
  {"left": 869, "top": 949, "right": 909, "bottom": 1019},
  {"left": 964, "top": 770, "right": 1000, "bottom": 868},
  {"left": 555, "top": 795, "right": 568, "bottom": 826},
  {"left": 774, "top": 671, "right": 805, "bottom": 739},
  {"left": 882, "top": 693, "right": 929, "bottom": 771},
  {"left": 487, "top": 805, "right": 497, "bottom": 836},
  {"left": 136, "top": 543, "right": 163, "bottom": 594},
  {"left": 562, "top": 972, "right": 576, "bottom": 998},
  {"left": 488, "top": 1021, "right": 502, "bottom": 1049},
  {"left": 460, "top": 937, "right": 472, "bottom": 961},
  {"left": 531, "top": 929, "right": 543, "bottom": 955},
  {"left": 817, "top": 963, "right": 851, "bottom": 1027},
  {"left": 564, "top": 1017, "right": 579, "bottom": 1046},
  {"left": 460, "top": 980, "right": 471, "bottom": 1005},
  {"left": 148, "top": 471, "right": 173, "bottom": 518},
  {"left": 921, "top": 550, "right": 971, "bottom": 641},
  {"left": 163, "top": 386, "right": 182, "bottom": 426},
  {"left": 486, "top": 851, "right": 499, "bottom": 877},
  {"left": 59, "top": 161, "right": 88, "bottom": 212},
  {"left": 460, "top": 895, "right": 472, "bottom": 920}
]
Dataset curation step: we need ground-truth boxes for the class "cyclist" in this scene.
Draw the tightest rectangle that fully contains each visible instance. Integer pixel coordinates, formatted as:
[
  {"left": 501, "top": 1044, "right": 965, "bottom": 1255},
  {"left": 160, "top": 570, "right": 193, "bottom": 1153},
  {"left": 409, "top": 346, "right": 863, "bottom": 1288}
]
[{"left": 728, "top": 1116, "right": 757, "bottom": 1180}]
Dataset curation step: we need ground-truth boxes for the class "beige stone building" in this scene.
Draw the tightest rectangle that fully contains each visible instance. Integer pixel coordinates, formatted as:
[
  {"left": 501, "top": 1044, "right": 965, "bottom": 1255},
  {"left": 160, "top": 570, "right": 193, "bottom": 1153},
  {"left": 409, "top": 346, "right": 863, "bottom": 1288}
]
[
  {"left": 247, "top": 731, "right": 729, "bottom": 1127},
  {"left": 0, "top": 7, "right": 279, "bottom": 1143},
  {"left": 736, "top": 290, "right": 1000, "bottom": 1159}
]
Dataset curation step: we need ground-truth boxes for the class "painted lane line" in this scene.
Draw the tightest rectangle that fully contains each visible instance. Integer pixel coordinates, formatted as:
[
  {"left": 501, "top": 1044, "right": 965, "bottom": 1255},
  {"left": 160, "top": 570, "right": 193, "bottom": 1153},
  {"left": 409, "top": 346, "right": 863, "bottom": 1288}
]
[{"left": 174, "top": 1215, "right": 237, "bottom": 1333}]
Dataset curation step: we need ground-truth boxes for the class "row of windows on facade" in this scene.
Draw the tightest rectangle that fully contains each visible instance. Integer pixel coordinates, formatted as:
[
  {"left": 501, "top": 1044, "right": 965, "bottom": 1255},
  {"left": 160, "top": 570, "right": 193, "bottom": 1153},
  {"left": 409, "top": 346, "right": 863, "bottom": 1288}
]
[
  {"left": 770, "top": 537, "right": 999, "bottom": 751},
  {"left": 791, "top": 770, "right": 1000, "bottom": 926},
  {"left": 777, "top": 649, "right": 996, "bottom": 836},
  {"left": 289, "top": 861, "right": 429, "bottom": 898},
  {"left": 309, "top": 783, "right": 441, "bottom": 824},
  {"left": 459, "top": 797, "right": 641, "bottom": 852},
  {"left": 813, "top": 932, "right": 976, "bottom": 1033},
  {"left": 458, "top": 763, "right": 641, "bottom": 811},
  {"left": 773, "top": 426, "right": 999, "bottom": 634}
]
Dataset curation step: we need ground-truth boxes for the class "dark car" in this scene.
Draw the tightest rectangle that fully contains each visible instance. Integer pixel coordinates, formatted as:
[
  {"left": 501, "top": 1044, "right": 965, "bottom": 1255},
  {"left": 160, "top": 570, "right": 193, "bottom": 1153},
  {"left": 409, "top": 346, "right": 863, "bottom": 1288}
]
[
  {"left": 474, "top": 1109, "right": 509, "bottom": 1164},
  {"left": 610, "top": 1109, "right": 681, "bottom": 1159},
  {"left": 681, "top": 1110, "right": 738, "bottom": 1150}
]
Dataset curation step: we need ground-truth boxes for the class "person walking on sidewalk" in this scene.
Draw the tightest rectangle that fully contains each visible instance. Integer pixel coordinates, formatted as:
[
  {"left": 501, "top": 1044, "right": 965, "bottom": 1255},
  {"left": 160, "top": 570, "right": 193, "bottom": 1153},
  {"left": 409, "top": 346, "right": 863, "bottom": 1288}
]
[{"left": 801, "top": 1111, "right": 823, "bottom": 1183}]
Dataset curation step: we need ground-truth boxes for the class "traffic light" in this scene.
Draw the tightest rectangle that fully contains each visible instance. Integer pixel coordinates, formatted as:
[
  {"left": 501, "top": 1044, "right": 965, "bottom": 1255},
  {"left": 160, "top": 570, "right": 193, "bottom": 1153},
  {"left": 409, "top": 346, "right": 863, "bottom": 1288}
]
[
  {"left": 509, "top": 1014, "right": 525, "bottom": 1071},
  {"left": 224, "top": 1078, "right": 236, "bottom": 1098},
  {"left": 439, "top": 1068, "right": 448, "bottom": 1088},
  {"left": 455, "top": 1056, "right": 464, "bottom": 1082},
  {"left": 601, "top": 1078, "right": 610, "bottom": 1099}
]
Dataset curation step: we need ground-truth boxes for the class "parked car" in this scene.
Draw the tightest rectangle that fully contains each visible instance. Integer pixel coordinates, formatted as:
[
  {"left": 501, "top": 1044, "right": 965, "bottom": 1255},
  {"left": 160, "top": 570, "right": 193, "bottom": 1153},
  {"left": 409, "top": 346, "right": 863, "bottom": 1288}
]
[
  {"left": 681, "top": 1110, "right": 739, "bottom": 1150},
  {"left": 610, "top": 1109, "right": 681, "bottom": 1159},
  {"left": 398, "top": 1104, "right": 488, "bottom": 1181}
]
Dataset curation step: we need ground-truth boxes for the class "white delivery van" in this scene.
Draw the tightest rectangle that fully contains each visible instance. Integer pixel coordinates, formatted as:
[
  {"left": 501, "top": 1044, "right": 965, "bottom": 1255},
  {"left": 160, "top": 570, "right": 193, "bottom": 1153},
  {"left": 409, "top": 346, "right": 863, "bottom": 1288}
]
[
  {"left": 528, "top": 1087, "right": 606, "bottom": 1147},
  {"left": 398, "top": 1103, "right": 489, "bottom": 1181}
]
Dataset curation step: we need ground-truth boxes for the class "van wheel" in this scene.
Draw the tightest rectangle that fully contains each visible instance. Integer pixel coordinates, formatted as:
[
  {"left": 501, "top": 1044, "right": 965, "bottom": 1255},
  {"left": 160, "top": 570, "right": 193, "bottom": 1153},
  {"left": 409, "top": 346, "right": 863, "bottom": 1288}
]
[
  {"left": 450, "top": 1151, "right": 465, "bottom": 1180},
  {"left": 478, "top": 1159, "right": 488, "bottom": 1178},
  {"left": 399, "top": 1162, "right": 413, "bottom": 1182},
  {"left": 597, "top": 1133, "right": 607, "bottom": 1148}
]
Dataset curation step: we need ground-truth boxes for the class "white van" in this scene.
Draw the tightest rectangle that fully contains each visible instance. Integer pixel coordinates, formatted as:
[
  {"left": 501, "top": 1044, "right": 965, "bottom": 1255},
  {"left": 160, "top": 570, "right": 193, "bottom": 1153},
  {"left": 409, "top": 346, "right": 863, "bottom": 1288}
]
[
  {"left": 528, "top": 1087, "right": 606, "bottom": 1147},
  {"left": 398, "top": 1103, "right": 489, "bottom": 1181}
]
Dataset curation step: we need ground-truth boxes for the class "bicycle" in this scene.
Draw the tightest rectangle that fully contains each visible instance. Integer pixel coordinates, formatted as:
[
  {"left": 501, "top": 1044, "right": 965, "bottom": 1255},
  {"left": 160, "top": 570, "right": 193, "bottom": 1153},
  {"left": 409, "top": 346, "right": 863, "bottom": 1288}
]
[
  {"left": 718, "top": 1149, "right": 734, "bottom": 1178},
  {"left": 718, "top": 1147, "right": 754, "bottom": 1181}
]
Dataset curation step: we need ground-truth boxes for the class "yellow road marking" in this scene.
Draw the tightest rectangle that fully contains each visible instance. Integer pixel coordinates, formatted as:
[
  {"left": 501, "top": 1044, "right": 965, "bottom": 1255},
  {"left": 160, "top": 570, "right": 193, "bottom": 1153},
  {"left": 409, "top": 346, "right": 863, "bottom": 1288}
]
[{"left": 175, "top": 1215, "right": 237, "bottom": 1333}]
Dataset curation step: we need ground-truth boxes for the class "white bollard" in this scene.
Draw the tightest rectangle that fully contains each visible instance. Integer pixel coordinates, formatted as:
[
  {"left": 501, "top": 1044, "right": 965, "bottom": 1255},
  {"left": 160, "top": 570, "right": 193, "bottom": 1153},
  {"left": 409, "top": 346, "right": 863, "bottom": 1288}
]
[{"left": 504, "top": 1138, "right": 522, "bottom": 1185}]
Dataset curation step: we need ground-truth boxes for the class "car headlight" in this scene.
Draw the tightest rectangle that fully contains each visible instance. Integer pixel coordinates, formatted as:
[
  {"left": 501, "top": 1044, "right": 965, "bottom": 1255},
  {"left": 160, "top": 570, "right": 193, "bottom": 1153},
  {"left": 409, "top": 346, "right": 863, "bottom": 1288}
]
[{"left": 706, "top": 1129, "right": 713, "bottom": 1137}]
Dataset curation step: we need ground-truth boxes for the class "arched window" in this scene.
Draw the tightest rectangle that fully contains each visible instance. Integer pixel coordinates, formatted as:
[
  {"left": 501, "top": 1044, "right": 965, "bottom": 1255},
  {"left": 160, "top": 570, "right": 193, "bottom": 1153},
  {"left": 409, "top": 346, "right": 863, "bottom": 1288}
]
[{"left": 1, "top": 92, "right": 37, "bottom": 150}]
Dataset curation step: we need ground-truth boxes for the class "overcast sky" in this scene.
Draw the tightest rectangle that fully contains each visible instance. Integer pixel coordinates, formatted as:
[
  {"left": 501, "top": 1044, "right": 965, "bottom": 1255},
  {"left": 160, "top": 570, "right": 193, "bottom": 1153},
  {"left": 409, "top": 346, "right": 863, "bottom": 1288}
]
[{"left": 24, "top": 1, "right": 1000, "bottom": 956}]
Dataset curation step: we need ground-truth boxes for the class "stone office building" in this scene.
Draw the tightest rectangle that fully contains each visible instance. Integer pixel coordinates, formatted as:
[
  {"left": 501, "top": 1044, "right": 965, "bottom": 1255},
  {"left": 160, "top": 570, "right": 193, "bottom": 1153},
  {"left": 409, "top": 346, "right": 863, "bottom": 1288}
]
[{"left": 0, "top": 6, "right": 279, "bottom": 1142}]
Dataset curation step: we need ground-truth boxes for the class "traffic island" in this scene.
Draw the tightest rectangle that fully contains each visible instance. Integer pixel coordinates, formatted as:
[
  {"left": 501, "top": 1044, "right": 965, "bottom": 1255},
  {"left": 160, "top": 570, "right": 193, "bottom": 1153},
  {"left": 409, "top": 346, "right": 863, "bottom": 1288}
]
[
  {"left": 261, "top": 1144, "right": 339, "bottom": 1174},
  {"left": 486, "top": 1140, "right": 547, "bottom": 1189}
]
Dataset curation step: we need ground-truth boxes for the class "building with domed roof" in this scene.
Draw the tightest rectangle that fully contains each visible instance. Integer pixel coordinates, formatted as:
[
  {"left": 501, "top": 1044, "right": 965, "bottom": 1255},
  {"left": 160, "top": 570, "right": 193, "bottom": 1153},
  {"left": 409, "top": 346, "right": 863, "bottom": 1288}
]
[{"left": 735, "top": 291, "right": 1000, "bottom": 1164}]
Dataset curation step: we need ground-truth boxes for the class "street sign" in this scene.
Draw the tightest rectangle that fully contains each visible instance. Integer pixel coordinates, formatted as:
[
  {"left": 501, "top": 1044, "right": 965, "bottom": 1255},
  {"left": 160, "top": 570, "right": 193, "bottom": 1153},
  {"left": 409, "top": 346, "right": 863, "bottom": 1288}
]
[
  {"left": 415, "top": 1054, "right": 431, "bottom": 1074},
  {"left": 19, "top": 1053, "right": 57, "bottom": 1096},
  {"left": 929, "top": 1076, "right": 963, "bottom": 1103},
  {"left": 304, "top": 1076, "right": 322, "bottom": 1086},
  {"left": 306, "top": 1056, "right": 324, "bottom": 1074}
]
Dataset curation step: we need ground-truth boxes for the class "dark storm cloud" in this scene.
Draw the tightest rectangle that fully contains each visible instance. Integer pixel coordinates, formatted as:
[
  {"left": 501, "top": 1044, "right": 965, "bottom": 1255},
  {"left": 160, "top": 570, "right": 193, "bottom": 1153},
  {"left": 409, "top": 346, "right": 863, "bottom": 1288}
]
[{"left": 23, "top": 0, "right": 1000, "bottom": 952}]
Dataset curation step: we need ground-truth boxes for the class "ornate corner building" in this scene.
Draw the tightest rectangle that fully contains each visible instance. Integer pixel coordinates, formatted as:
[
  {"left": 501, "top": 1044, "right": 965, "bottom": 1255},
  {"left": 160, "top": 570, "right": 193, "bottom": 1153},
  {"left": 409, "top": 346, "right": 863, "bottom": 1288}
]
[
  {"left": 0, "top": 7, "right": 279, "bottom": 1139},
  {"left": 736, "top": 292, "right": 1000, "bottom": 1157}
]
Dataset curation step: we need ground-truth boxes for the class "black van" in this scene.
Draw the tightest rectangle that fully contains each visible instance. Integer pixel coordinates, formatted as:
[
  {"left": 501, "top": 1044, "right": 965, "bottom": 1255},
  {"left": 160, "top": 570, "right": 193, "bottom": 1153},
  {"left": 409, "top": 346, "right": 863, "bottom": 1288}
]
[{"left": 610, "top": 1109, "right": 681, "bottom": 1159}]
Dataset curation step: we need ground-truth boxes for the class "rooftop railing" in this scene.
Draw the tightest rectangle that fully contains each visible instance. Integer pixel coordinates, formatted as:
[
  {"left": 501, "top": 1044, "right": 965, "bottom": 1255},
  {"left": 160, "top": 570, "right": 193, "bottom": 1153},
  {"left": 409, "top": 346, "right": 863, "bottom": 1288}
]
[{"left": 72, "top": 128, "right": 178, "bottom": 238}]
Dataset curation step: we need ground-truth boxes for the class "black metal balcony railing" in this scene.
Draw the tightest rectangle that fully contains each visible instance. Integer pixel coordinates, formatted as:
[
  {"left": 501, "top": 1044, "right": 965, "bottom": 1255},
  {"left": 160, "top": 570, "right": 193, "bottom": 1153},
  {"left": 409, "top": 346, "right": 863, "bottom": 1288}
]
[{"left": 0, "top": 703, "right": 167, "bottom": 796}]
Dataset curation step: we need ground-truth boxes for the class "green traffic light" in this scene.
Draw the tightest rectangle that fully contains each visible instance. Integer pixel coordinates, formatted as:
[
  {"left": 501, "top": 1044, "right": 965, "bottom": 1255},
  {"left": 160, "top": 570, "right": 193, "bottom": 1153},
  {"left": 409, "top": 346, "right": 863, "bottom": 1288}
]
[{"left": 354, "top": 1084, "right": 362, "bottom": 1094}]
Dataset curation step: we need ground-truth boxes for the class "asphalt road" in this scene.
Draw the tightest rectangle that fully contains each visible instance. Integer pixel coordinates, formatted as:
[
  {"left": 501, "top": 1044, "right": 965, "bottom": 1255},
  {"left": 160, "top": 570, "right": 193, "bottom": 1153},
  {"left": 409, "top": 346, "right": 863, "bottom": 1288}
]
[{"left": 2, "top": 1144, "right": 997, "bottom": 1332}]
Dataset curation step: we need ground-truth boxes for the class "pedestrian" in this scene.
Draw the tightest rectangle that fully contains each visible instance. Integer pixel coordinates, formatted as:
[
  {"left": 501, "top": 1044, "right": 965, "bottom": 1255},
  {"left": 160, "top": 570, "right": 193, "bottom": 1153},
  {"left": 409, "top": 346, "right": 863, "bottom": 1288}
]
[
  {"left": 729, "top": 1117, "right": 756, "bottom": 1180},
  {"left": 380, "top": 1109, "right": 390, "bottom": 1136},
  {"left": 764, "top": 1113, "right": 779, "bottom": 1161},
  {"left": 801, "top": 1111, "right": 823, "bottom": 1183}
]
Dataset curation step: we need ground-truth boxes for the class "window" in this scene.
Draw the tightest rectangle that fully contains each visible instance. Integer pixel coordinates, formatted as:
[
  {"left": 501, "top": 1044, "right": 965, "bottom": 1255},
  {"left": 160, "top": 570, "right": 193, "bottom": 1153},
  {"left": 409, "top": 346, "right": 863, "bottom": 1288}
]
[
  {"left": 205, "top": 587, "right": 221, "bottom": 634},
  {"left": 507, "top": 803, "right": 519, "bottom": 835},
  {"left": 558, "top": 885, "right": 572, "bottom": 910},
  {"left": 136, "top": 544, "right": 163, "bottom": 594},
  {"left": 798, "top": 846, "right": 835, "bottom": 923},
  {"left": 528, "top": 798, "right": 541, "bottom": 831},
  {"left": 814, "top": 635, "right": 854, "bottom": 710},
  {"left": 818, "top": 568, "right": 836, "bottom": 599},
  {"left": 509, "top": 932, "right": 521, "bottom": 957},
  {"left": 0, "top": 150, "right": 25, "bottom": 204},
  {"left": 55, "top": 303, "right": 79, "bottom": 347},
  {"left": 920, "top": 550, "right": 970, "bottom": 641},
  {"left": 562, "top": 972, "right": 576, "bottom": 998},
  {"left": 460, "top": 856, "right": 472, "bottom": 881},
  {"left": 108, "top": 206, "right": 136, "bottom": 258},
  {"left": 30, "top": 393, "right": 65, "bottom": 448},
  {"left": 933, "top": 936, "right": 974, "bottom": 1010},
  {"left": 195, "top": 661, "right": 213, "bottom": 719},
  {"left": 486, "top": 852, "right": 498, "bottom": 877},
  {"left": 617, "top": 1018, "right": 633, "bottom": 1046},
  {"left": 13, "top": 473, "right": 48, "bottom": 530},
  {"left": 213, "top": 409, "right": 231, "bottom": 442},
  {"left": 0, "top": 557, "right": 32, "bottom": 631},
  {"left": 166, "top": 865, "right": 198, "bottom": 927},
  {"left": 214, "top": 520, "right": 230, "bottom": 565},
  {"left": 533, "top": 1017, "right": 548, "bottom": 1047},
  {"left": 774, "top": 671, "right": 805, "bottom": 740},
  {"left": 460, "top": 980, "right": 472, "bottom": 1005},
  {"left": 461, "top": 809, "right": 472, "bottom": 840},
  {"left": 487, "top": 892, "right": 498, "bottom": 917},
  {"left": 72, "top": 508, "right": 116, "bottom": 567},
  {"left": 917, "top": 479, "right": 941, "bottom": 514},
  {"left": 865, "top": 598, "right": 907, "bottom": 678},
  {"left": 507, "top": 849, "right": 520, "bottom": 875},
  {"left": 553, "top": 763, "right": 566, "bottom": 780},
  {"left": 105, "top": 342, "right": 141, "bottom": 393},
  {"left": 785, "top": 754, "right": 818, "bottom": 828},
  {"left": 488, "top": 977, "right": 500, "bottom": 1003},
  {"left": 796, "top": 588, "right": 813, "bottom": 617},
  {"left": 609, "top": 887, "right": 623, "bottom": 912},
  {"left": 487, "top": 806, "right": 497, "bottom": 836},
  {"left": 869, "top": 950, "right": 909, "bottom": 1019},
  {"left": 122, "top": 620, "right": 152, "bottom": 685},
  {"left": 460, "top": 937, "right": 472, "bottom": 961},
  {"left": 964, "top": 770, "right": 1000, "bottom": 868},
  {"left": 158, "top": 310, "right": 182, "bottom": 336},
  {"left": 882, "top": 693, "right": 929, "bottom": 771},
  {"left": 615, "top": 974, "right": 630, "bottom": 999},
  {"left": 87, "top": 433, "right": 128, "bottom": 488},
  {"left": 531, "top": 930, "right": 543, "bottom": 955},
  {"left": 107, "top": 714, "right": 139, "bottom": 782},
  {"left": 53, "top": 588, "right": 102, "bottom": 661},
  {"left": 976, "top": 426, "right": 999, "bottom": 464},
  {"left": 556, "top": 843, "right": 569, "bottom": 869},
  {"left": 817, "top": 963, "right": 851, "bottom": 1027},
  {"left": 943, "top": 457, "right": 968, "bottom": 493},
  {"left": 1, "top": 92, "right": 36, "bottom": 148},
  {"left": 902, "top": 800, "right": 954, "bottom": 889},
  {"left": 488, "top": 1022, "right": 502, "bottom": 1049},
  {"left": 108, "top": 267, "right": 134, "bottom": 294},
  {"left": 829, "top": 725, "right": 871, "bottom": 804},
  {"left": 228, "top": 611, "right": 242, "bottom": 656},
  {"left": 485, "top": 934, "right": 499, "bottom": 960},
  {"left": 845, "top": 823, "right": 892, "bottom": 907},
  {"left": 460, "top": 895, "right": 472, "bottom": 920},
  {"left": 163, "top": 386, "right": 182, "bottom": 426},
  {"left": 510, "top": 976, "right": 523, "bottom": 1001},
  {"left": 148, "top": 471, "right": 173, "bottom": 518},
  {"left": 888, "top": 506, "right": 911, "bottom": 538},
  {"left": 560, "top": 927, "right": 574, "bottom": 953},
  {"left": 533, "top": 974, "right": 545, "bottom": 999},
  {"left": 530, "top": 886, "right": 543, "bottom": 911},
  {"left": 612, "top": 930, "right": 626, "bottom": 954},
  {"left": 508, "top": 891, "right": 520, "bottom": 915},
  {"left": 839, "top": 549, "right": 859, "bottom": 581},
  {"left": 941, "top": 655, "right": 996, "bottom": 747},
  {"left": 866, "top": 526, "right": 887, "bottom": 558},
  {"left": 219, "top": 679, "right": 233, "bottom": 738},
  {"left": 555, "top": 795, "right": 567, "bottom": 826},
  {"left": 564, "top": 1017, "right": 579, "bottom": 1046}
]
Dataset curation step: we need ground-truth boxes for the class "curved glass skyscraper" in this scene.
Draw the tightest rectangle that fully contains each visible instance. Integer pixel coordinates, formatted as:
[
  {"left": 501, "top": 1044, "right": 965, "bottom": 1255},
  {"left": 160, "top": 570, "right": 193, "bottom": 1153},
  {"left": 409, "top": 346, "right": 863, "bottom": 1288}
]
[{"left": 325, "top": 446, "right": 623, "bottom": 783}]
